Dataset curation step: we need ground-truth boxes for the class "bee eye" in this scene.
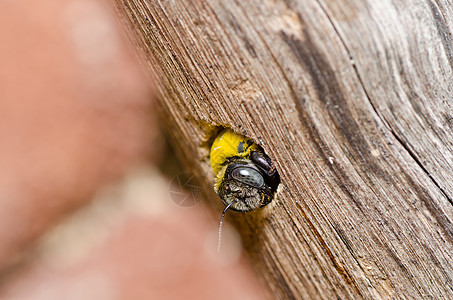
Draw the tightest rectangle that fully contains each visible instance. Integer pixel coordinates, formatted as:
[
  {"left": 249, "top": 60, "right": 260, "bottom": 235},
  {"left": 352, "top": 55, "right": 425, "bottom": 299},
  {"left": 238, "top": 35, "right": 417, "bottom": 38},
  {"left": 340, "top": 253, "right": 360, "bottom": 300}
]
[{"left": 231, "top": 166, "right": 264, "bottom": 188}]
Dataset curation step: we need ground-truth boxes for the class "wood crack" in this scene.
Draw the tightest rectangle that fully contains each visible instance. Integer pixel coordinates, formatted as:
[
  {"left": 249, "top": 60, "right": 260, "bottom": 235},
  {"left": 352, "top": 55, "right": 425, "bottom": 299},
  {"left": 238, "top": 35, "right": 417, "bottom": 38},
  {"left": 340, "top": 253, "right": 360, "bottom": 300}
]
[{"left": 315, "top": 0, "right": 453, "bottom": 208}]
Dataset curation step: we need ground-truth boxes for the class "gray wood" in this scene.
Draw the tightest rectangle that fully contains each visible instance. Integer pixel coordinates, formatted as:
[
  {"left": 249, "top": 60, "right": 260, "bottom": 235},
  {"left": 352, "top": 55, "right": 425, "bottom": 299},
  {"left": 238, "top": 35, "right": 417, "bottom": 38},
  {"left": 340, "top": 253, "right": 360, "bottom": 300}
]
[{"left": 112, "top": 0, "right": 453, "bottom": 298}]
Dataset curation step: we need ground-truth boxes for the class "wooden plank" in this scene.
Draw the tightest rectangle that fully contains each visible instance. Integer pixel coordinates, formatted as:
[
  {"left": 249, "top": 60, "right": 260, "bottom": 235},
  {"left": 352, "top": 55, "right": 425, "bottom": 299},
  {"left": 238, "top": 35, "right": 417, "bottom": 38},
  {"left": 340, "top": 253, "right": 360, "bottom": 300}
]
[{"left": 112, "top": 0, "right": 453, "bottom": 298}]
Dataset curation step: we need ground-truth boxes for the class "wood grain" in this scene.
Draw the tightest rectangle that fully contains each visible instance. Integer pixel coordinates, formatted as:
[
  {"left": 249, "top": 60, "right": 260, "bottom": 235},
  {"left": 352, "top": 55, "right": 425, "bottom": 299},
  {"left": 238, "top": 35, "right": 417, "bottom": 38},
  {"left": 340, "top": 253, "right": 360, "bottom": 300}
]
[{"left": 112, "top": 0, "right": 453, "bottom": 298}]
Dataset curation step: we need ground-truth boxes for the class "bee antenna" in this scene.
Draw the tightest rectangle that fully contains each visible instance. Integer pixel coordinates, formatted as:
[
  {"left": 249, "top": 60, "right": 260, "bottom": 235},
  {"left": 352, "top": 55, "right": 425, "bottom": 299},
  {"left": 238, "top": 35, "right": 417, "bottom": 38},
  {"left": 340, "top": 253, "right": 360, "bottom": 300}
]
[{"left": 217, "top": 200, "right": 237, "bottom": 252}]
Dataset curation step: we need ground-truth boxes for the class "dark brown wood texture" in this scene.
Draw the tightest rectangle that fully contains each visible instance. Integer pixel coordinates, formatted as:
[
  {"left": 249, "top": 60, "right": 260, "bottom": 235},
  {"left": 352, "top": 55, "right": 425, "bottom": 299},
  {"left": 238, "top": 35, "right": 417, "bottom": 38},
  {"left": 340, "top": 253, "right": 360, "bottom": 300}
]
[{"left": 112, "top": 0, "right": 453, "bottom": 298}]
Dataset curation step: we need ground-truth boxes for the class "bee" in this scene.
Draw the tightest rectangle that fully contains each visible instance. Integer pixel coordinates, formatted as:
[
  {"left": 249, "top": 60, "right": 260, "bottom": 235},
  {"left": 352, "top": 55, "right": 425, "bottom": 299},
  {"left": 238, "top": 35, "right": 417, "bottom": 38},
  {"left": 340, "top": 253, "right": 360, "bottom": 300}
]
[
  {"left": 210, "top": 128, "right": 280, "bottom": 251},
  {"left": 210, "top": 128, "right": 280, "bottom": 212}
]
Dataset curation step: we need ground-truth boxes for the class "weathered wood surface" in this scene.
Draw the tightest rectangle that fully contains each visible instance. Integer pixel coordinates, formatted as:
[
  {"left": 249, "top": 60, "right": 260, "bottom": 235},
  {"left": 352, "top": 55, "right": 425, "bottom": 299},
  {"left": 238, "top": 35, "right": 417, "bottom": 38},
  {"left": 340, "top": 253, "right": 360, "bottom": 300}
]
[{"left": 112, "top": 0, "right": 453, "bottom": 298}]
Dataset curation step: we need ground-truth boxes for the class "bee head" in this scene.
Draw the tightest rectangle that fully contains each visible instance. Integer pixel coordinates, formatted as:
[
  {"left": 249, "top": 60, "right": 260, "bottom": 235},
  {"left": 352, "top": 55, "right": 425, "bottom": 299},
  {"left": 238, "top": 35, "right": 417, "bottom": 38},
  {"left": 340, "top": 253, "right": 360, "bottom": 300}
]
[{"left": 216, "top": 161, "right": 273, "bottom": 212}]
